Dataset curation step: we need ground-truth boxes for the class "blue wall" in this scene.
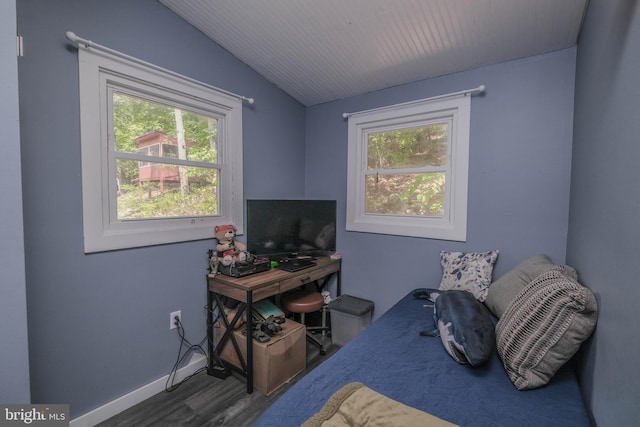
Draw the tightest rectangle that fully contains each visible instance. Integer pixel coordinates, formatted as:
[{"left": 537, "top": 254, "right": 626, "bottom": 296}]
[
  {"left": 306, "top": 49, "right": 577, "bottom": 319},
  {"left": 568, "top": 0, "right": 640, "bottom": 425},
  {"left": 16, "top": 0, "right": 625, "bottom": 423},
  {"left": 0, "top": 0, "right": 30, "bottom": 404},
  {"left": 17, "top": 0, "right": 304, "bottom": 418}
]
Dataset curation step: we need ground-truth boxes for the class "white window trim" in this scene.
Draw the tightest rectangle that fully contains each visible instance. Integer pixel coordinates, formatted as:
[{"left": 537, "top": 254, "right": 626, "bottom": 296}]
[
  {"left": 77, "top": 47, "right": 243, "bottom": 253},
  {"left": 346, "top": 95, "right": 470, "bottom": 241}
]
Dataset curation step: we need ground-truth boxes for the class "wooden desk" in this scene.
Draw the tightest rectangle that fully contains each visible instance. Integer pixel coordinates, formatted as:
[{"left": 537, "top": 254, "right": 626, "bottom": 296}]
[{"left": 206, "top": 257, "right": 341, "bottom": 393}]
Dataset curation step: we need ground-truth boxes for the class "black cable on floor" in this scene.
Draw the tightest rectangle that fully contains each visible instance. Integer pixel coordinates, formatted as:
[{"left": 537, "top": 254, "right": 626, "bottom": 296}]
[{"left": 165, "top": 317, "right": 208, "bottom": 392}]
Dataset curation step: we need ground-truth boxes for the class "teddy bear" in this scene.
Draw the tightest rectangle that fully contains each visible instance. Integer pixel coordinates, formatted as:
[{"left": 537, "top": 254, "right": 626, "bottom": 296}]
[{"left": 214, "top": 224, "right": 249, "bottom": 266}]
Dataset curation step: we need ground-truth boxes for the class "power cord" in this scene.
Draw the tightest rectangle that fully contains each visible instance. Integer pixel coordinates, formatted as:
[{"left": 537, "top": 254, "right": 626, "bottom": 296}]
[{"left": 165, "top": 316, "right": 209, "bottom": 392}]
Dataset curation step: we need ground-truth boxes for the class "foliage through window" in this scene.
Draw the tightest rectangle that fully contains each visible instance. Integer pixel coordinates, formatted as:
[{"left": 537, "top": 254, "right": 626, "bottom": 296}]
[
  {"left": 112, "top": 92, "right": 219, "bottom": 219},
  {"left": 365, "top": 124, "right": 448, "bottom": 217},
  {"left": 346, "top": 95, "right": 471, "bottom": 241},
  {"left": 77, "top": 47, "right": 243, "bottom": 252}
]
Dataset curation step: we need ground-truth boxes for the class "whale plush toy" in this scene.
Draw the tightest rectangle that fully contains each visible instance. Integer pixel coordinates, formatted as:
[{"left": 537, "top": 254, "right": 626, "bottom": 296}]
[{"left": 414, "top": 288, "right": 495, "bottom": 367}]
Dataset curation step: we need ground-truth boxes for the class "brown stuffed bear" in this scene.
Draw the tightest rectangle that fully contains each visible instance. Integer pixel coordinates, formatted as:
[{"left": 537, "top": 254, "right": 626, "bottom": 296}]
[{"left": 214, "top": 224, "right": 248, "bottom": 266}]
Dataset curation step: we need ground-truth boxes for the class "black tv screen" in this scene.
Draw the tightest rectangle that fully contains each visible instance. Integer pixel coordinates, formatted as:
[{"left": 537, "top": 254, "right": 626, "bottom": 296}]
[{"left": 246, "top": 199, "right": 336, "bottom": 259}]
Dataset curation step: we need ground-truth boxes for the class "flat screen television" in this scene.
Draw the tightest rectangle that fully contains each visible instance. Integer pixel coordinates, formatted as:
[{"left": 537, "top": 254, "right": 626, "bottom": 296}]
[{"left": 246, "top": 199, "right": 337, "bottom": 259}]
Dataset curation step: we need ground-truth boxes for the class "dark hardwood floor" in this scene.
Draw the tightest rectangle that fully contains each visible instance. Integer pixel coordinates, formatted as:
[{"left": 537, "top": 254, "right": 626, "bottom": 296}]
[{"left": 96, "top": 340, "right": 338, "bottom": 427}]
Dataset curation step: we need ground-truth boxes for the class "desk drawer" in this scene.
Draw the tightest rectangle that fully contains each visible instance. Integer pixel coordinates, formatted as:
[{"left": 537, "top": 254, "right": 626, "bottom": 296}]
[{"left": 279, "top": 263, "right": 339, "bottom": 293}]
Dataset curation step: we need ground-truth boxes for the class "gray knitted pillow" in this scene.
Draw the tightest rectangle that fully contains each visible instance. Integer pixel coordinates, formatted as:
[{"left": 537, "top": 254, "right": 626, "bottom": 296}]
[
  {"left": 496, "top": 267, "right": 598, "bottom": 390},
  {"left": 484, "top": 254, "right": 558, "bottom": 318}
]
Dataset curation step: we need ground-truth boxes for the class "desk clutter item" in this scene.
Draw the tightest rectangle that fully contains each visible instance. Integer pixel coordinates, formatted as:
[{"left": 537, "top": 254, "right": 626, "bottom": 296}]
[
  {"left": 217, "top": 257, "right": 271, "bottom": 277},
  {"left": 277, "top": 258, "right": 317, "bottom": 272},
  {"left": 243, "top": 316, "right": 284, "bottom": 343},
  {"left": 253, "top": 299, "right": 285, "bottom": 321},
  {"left": 248, "top": 300, "right": 286, "bottom": 343}
]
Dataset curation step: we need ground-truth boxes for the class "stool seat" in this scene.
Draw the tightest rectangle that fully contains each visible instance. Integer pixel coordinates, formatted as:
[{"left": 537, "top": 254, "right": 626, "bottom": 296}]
[
  {"left": 282, "top": 290, "right": 324, "bottom": 313},
  {"left": 281, "top": 288, "right": 331, "bottom": 355}
]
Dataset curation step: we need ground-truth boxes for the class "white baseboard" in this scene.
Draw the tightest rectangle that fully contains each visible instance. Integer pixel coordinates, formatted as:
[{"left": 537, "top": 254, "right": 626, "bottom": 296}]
[{"left": 70, "top": 354, "right": 208, "bottom": 427}]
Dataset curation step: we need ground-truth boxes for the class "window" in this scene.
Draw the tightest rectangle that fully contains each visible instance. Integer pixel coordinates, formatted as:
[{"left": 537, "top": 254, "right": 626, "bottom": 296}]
[
  {"left": 77, "top": 48, "right": 243, "bottom": 252},
  {"left": 346, "top": 95, "right": 470, "bottom": 241}
]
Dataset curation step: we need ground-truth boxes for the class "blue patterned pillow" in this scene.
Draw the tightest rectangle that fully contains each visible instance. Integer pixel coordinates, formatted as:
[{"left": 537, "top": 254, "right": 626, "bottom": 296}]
[{"left": 439, "top": 250, "right": 499, "bottom": 302}]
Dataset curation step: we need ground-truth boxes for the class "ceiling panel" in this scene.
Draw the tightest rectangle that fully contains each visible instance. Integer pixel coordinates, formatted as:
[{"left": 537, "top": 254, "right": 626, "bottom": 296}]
[{"left": 160, "top": 0, "right": 588, "bottom": 106}]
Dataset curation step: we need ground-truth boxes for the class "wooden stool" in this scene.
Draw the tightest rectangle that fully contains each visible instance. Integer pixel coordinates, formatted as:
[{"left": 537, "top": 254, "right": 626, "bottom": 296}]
[{"left": 281, "top": 289, "right": 330, "bottom": 354}]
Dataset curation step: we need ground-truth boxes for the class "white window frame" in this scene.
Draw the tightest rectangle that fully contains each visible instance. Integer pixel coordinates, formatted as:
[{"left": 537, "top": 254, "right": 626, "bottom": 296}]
[
  {"left": 77, "top": 48, "right": 243, "bottom": 253},
  {"left": 346, "top": 95, "right": 470, "bottom": 241}
]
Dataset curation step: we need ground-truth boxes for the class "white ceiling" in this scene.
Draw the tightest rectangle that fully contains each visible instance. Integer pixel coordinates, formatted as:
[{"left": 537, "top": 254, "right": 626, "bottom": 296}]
[{"left": 160, "top": 0, "right": 588, "bottom": 106}]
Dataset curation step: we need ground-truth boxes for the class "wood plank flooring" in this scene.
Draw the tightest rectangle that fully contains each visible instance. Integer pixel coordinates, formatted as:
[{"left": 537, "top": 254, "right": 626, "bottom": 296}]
[{"left": 96, "top": 340, "right": 338, "bottom": 427}]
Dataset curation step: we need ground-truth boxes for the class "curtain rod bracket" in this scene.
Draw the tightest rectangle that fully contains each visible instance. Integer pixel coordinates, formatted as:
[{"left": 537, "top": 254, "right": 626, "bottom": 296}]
[
  {"left": 65, "top": 31, "right": 255, "bottom": 105},
  {"left": 342, "top": 85, "right": 485, "bottom": 119}
]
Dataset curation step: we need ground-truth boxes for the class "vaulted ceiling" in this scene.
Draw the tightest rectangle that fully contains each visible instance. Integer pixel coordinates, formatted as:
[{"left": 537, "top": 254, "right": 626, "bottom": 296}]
[{"left": 160, "top": 0, "right": 588, "bottom": 106}]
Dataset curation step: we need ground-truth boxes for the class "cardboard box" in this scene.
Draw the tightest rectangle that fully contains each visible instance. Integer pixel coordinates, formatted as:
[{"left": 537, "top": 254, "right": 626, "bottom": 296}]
[{"left": 218, "top": 318, "right": 306, "bottom": 395}]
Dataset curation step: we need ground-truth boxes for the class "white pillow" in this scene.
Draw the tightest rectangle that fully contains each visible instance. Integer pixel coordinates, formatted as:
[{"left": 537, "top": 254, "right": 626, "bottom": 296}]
[{"left": 439, "top": 250, "right": 499, "bottom": 302}]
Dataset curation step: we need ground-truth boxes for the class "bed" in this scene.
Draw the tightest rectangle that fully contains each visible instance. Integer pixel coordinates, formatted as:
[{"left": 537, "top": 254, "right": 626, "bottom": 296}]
[{"left": 253, "top": 253, "right": 596, "bottom": 427}]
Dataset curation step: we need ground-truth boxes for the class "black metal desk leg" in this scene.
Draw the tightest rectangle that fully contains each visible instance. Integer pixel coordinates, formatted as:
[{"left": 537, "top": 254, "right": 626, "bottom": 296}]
[
  {"left": 207, "top": 289, "right": 214, "bottom": 375},
  {"left": 246, "top": 290, "right": 253, "bottom": 394}
]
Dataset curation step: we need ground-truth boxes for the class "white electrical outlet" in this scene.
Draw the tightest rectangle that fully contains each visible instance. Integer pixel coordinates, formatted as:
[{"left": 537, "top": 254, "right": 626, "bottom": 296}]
[{"left": 170, "top": 310, "right": 182, "bottom": 330}]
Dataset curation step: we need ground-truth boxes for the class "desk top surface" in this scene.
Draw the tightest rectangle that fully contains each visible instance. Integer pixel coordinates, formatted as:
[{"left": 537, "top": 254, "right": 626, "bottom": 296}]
[{"left": 208, "top": 257, "right": 341, "bottom": 292}]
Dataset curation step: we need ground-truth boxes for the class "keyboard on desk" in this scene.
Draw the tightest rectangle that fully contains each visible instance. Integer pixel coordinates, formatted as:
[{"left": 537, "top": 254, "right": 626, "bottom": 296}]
[{"left": 277, "top": 258, "right": 317, "bottom": 272}]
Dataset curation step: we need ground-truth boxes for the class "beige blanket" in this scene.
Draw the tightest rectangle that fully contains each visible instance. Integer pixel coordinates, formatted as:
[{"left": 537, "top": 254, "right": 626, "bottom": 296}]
[{"left": 301, "top": 382, "right": 459, "bottom": 427}]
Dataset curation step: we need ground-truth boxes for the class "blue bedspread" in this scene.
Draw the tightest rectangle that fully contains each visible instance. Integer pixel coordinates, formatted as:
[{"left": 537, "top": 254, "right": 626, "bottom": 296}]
[{"left": 253, "top": 290, "right": 591, "bottom": 427}]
